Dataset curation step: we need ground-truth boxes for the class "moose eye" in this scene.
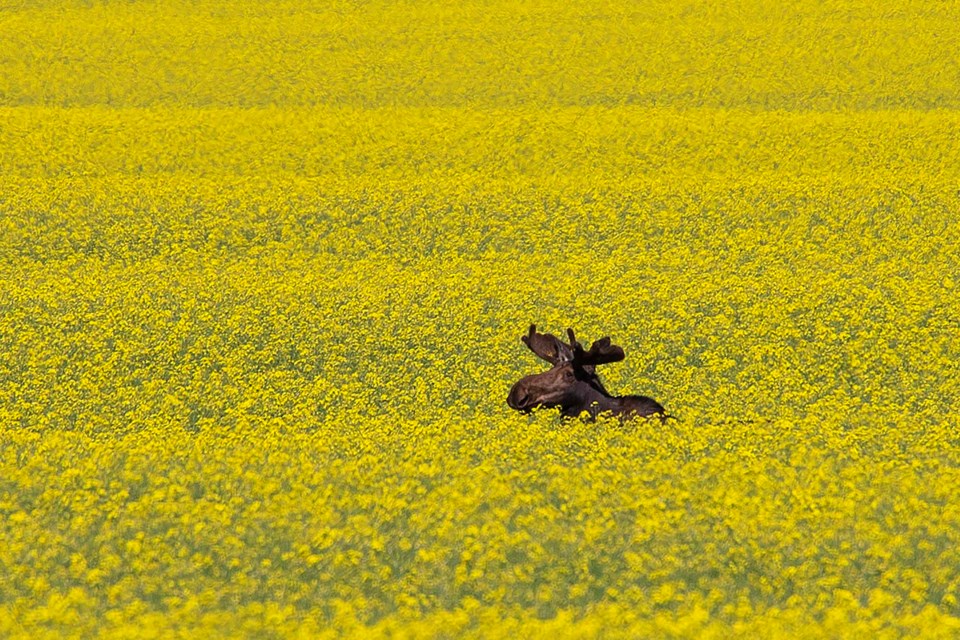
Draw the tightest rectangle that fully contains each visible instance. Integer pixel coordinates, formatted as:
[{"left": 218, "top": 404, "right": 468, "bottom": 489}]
[{"left": 564, "top": 370, "right": 575, "bottom": 381}]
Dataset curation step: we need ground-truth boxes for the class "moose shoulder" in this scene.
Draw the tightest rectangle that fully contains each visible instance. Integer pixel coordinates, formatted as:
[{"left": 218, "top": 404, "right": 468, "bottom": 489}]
[{"left": 506, "top": 325, "right": 666, "bottom": 420}]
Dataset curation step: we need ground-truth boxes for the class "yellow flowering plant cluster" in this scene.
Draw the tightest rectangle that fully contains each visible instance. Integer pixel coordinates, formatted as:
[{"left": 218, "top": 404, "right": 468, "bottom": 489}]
[{"left": 2, "top": 0, "right": 960, "bottom": 637}]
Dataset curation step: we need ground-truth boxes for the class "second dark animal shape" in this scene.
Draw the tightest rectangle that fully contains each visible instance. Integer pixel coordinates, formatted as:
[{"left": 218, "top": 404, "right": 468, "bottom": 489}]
[{"left": 506, "top": 325, "right": 666, "bottom": 420}]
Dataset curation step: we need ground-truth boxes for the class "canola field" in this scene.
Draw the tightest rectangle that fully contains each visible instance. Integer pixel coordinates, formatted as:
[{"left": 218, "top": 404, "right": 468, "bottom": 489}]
[{"left": 3, "top": 0, "right": 960, "bottom": 637}]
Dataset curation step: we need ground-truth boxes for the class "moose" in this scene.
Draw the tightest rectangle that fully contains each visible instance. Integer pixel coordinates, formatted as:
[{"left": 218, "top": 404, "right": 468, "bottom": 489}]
[{"left": 506, "top": 325, "right": 667, "bottom": 420}]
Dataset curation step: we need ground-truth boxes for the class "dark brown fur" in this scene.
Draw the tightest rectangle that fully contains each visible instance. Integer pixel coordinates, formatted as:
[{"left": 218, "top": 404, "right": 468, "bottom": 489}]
[{"left": 506, "top": 325, "right": 666, "bottom": 420}]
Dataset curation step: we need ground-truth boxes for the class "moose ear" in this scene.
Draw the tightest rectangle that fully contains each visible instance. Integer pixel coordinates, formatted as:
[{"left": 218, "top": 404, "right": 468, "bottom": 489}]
[{"left": 522, "top": 324, "right": 573, "bottom": 364}]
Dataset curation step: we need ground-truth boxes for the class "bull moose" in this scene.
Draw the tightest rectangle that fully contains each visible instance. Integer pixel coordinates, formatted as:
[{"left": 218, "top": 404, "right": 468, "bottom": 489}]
[{"left": 506, "top": 324, "right": 667, "bottom": 420}]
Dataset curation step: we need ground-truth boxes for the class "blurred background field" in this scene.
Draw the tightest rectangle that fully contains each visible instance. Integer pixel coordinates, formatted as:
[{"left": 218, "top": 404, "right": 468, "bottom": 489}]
[{"left": 2, "top": 0, "right": 960, "bottom": 637}]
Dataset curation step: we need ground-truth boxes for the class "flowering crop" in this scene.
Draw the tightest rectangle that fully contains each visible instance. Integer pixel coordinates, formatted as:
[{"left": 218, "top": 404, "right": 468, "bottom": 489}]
[{"left": 2, "top": 0, "right": 960, "bottom": 637}]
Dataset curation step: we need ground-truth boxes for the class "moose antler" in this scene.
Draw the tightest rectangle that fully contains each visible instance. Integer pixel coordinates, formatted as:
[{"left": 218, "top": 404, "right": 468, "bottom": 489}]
[
  {"left": 568, "top": 328, "right": 625, "bottom": 366},
  {"left": 521, "top": 324, "right": 573, "bottom": 364}
]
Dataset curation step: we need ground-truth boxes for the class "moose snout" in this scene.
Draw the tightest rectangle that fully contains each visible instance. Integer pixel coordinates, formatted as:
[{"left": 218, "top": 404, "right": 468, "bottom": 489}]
[{"left": 506, "top": 382, "right": 532, "bottom": 412}]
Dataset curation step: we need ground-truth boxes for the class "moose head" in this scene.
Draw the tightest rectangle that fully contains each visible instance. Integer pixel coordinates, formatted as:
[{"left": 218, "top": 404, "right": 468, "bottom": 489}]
[{"left": 506, "top": 324, "right": 666, "bottom": 420}]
